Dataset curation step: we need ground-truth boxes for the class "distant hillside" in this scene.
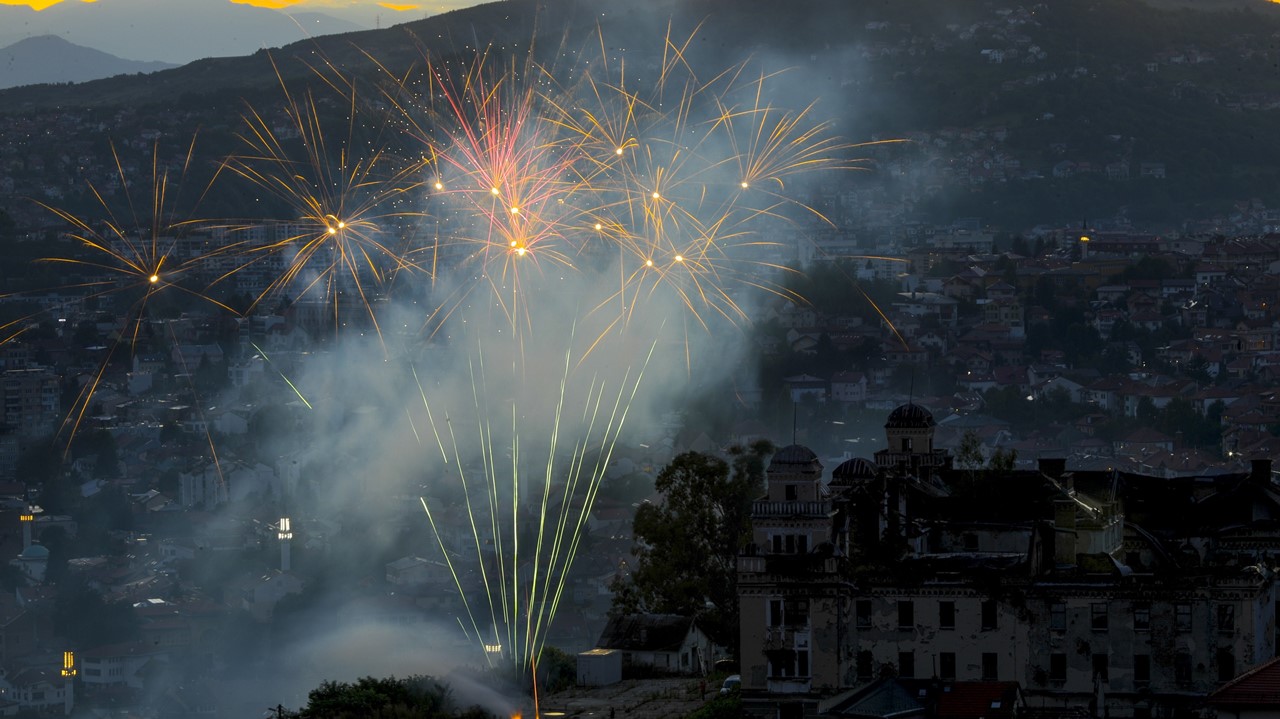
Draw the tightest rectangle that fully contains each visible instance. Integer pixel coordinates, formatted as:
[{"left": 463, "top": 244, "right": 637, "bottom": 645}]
[
  {"left": 5, "top": 0, "right": 1280, "bottom": 229},
  {"left": 0, "top": 35, "right": 177, "bottom": 90},
  {"left": 0, "top": 0, "right": 365, "bottom": 66}
]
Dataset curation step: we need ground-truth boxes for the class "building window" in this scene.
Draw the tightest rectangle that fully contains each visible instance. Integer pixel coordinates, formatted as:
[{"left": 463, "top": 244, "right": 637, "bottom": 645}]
[
  {"left": 857, "top": 650, "right": 873, "bottom": 680},
  {"left": 898, "top": 651, "right": 915, "bottom": 679},
  {"left": 797, "top": 650, "right": 810, "bottom": 678},
  {"left": 1050, "top": 653, "right": 1067, "bottom": 683},
  {"left": 1132, "top": 602, "right": 1150, "bottom": 631},
  {"left": 1176, "top": 603, "right": 1192, "bottom": 632},
  {"left": 898, "top": 601, "right": 914, "bottom": 629},
  {"left": 856, "top": 600, "right": 872, "bottom": 629},
  {"left": 1092, "top": 654, "right": 1109, "bottom": 683},
  {"left": 770, "top": 598, "right": 809, "bottom": 627},
  {"left": 1050, "top": 602, "right": 1066, "bottom": 631},
  {"left": 1134, "top": 654, "right": 1150, "bottom": 684},
  {"left": 1218, "top": 649, "right": 1235, "bottom": 682},
  {"left": 1175, "top": 652, "right": 1192, "bottom": 685},
  {"left": 772, "top": 535, "right": 783, "bottom": 553},
  {"left": 939, "top": 601, "right": 955, "bottom": 630},
  {"left": 785, "top": 484, "right": 798, "bottom": 501},
  {"left": 786, "top": 598, "right": 809, "bottom": 627},
  {"left": 982, "top": 653, "right": 998, "bottom": 680},
  {"left": 1217, "top": 604, "right": 1235, "bottom": 633},
  {"left": 982, "top": 600, "right": 997, "bottom": 630},
  {"left": 963, "top": 533, "right": 979, "bottom": 551},
  {"left": 901, "top": 437, "right": 913, "bottom": 452},
  {"left": 940, "top": 652, "right": 956, "bottom": 680},
  {"left": 1091, "top": 603, "right": 1108, "bottom": 631}
]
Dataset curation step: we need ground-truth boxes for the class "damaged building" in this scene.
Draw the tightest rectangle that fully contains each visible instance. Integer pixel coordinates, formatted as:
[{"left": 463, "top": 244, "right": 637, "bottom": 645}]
[{"left": 738, "top": 403, "right": 1280, "bottom": 718}]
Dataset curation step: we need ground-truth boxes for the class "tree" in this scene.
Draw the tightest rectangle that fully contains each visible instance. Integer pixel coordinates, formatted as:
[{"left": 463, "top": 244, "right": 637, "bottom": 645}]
[
  {"left": 611, "top": 441, "right": 773, "bottom": 650},
  {"left": 955, "top": 430, "right": 985, "bottom": 471},
  {"left": 283, "top": 675, "right": 489, "bottom": 719}
]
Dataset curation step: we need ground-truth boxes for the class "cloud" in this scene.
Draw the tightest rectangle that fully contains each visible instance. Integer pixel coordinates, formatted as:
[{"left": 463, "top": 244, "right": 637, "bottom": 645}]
[
  {"left": 0, "top": 0, "right": 93, "bottom": 10},
  {"left": 1, "top": 0, "right": 432, "bottom": 12}
]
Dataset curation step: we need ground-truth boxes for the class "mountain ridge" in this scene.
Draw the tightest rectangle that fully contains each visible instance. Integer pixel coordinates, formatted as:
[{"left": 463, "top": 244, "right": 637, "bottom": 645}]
[{"left": 0, "top": 35, "right": 178, "bottom": 90}]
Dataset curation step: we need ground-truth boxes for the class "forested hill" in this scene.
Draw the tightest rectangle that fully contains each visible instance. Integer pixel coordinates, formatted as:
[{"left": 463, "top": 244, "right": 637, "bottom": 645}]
[{"left": 3, "top": 0, "right": 1280, "bottom": 227}]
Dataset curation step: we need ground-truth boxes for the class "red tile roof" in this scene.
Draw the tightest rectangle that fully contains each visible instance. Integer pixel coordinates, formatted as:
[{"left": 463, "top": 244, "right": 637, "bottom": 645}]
[
  {"left": 936, "top": 682, "right": 1019, "bottom": 719},
  {"left": 1210, "top": 656, "right": 1280, "bottom": 707}
]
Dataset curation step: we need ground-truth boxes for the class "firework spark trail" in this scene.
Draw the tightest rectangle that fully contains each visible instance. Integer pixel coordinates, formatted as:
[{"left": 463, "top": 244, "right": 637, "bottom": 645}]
[
  {"left": 386, "top": 25, "right": 893, "bottom": 673},
  {"left": 4, "top": 134, "right": 238, "bottom": 450},
  {"left": 210, "top": 56, "right": 430, "bottom": 346}
]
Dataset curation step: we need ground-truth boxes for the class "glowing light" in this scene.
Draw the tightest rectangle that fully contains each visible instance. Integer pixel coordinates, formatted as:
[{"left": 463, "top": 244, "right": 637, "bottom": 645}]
[
  {"left": 149, "top": 274, "right": 159, "bottom": 284},
  {"left": 62, "top": 651, "right": 76, "bottom": 677},
  {"left": 674, "top": 255, "right": 684, "bottom": 262},
  {"left": 510, "top": 207, "right": 520, "bottom": 215},
  {"left": 327, "top": 226, "right": 338, "bottom": 235},
  {"left": 491, "top": 187, "right": 500, "bottom": 195},
  {"left": 1080, "top": 235, "right": 1090, "bottom": 242},
  {"left": 593, "top": 223, "right": 602, "bottom": 231},
  {"left": 435, "top": 181, "right": 444, "bottom": 190},
  {"left": 615, "top": 147, "right": 624, "bottom": 155},
  {"left": 645, "top": 259, "right": 653, "bottom": 267},
  {"left": 651, "top": 191, "right": 660, "bottom": 199}
]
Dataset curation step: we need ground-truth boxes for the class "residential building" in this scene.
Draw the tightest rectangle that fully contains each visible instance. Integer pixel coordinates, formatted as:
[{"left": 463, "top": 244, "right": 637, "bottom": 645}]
[{"left": 737, "top": 404, "right": 1280, "bottom": 719}]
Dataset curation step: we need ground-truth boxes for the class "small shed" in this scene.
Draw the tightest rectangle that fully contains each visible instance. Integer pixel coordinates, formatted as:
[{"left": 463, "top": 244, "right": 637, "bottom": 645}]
[{"left": 576, "top": 648, "right": 622, "bottom": 687}]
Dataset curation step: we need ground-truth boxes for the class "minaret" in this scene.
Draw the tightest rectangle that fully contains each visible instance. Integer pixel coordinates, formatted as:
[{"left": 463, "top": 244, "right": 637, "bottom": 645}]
[
  {"left": 278, "top": 517, "right": 292, "bottom": 572},
  {"left": 19, "top": 508, "right": 34, "bottom": 549},
  {"left": 61, "top": 650, "right": 76, "bottom": 715}
]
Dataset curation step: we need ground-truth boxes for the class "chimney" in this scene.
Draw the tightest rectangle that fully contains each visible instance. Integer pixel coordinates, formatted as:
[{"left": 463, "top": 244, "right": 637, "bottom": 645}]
[
  {"left": 1251, "top": 459, "right": 1273, "bottom": 487},
  {"left": 1054, "top": 499, "right": 1077, "bottom": 566}
]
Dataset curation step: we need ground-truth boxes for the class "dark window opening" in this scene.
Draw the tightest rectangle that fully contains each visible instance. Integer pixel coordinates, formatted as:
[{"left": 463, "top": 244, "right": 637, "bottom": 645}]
[
  {"left": 898, "top": 601, "right": 914, "bottom": 629},
  {"left": 940, "top": 652, "right": 956, "bottom": 680}
]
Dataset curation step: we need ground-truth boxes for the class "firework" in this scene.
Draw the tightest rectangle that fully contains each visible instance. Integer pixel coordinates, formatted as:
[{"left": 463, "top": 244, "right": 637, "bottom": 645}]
[
  {"left": 4, "top": 135, "right": 235, "bottom": 446},
  {"left": 374, "top": 24, "right": 877, "bottom": 675},
  {"left": 210, "top": 57, "right": 431, "bottom": 346}
]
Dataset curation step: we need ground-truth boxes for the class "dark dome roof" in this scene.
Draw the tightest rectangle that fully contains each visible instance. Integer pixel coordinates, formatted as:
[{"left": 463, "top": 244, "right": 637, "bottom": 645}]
[
  {"left": 831, "top": 457, "right": 878, "bottom": 484},
  {"left": 768, "top": 444, "right": 821, "bottom": 473},
  {"left": 886, "top": 402, "right": 935, "bottom": 429}
]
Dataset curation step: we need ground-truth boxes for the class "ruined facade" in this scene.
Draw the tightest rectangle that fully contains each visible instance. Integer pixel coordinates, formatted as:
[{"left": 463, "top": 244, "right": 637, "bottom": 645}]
[{"left": 738, "top": 403, "right": 1280, "bottom": 718}]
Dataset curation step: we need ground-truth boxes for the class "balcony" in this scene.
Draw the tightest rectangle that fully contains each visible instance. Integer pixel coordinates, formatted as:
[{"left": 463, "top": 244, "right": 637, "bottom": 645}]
[
  {"left": 767, "top": 677, "right": 812, "bottom": 694},
  {"left": 764, "top": 626, "right": 810, "bottom": 652},
  {"left": 737, "top": 554, "right": 837, "bottom": 576},
  {"left": 752, "top": 500, "right": 831, "bottom": 518}
]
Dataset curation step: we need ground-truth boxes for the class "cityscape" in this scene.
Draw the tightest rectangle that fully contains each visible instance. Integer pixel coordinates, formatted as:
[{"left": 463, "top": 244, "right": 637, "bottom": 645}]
[{"left": 1, "top": 0, "right": 1280, "bottom": 717}]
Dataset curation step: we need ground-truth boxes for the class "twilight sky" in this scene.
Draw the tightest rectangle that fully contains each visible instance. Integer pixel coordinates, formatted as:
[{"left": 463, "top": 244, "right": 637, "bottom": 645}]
[
  {"left": 0, "top": 0, "right": 488, "bottom": 63},
  {"left": 0, "top": 0, "right": 478, "bottom": 23}
]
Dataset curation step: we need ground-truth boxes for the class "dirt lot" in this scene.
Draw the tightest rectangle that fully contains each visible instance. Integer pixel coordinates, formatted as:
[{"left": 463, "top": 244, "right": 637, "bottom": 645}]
[{"left": 538, "top": 677, "right": 720, "bottom": 718}]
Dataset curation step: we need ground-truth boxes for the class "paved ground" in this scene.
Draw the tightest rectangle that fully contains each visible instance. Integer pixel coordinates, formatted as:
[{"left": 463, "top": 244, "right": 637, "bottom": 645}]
[{"left": 539, "top": 677, "right": 718, "bottom": 718}]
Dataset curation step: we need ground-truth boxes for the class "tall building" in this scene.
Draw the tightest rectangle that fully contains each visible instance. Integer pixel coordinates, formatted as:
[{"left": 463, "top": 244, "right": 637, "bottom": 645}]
[{"left": 738, "top": 403, "right": 1280, "bottom": 718}]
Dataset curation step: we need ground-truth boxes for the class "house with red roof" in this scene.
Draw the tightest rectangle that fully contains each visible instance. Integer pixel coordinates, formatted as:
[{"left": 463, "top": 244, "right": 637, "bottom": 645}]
[{"left": 1208, "top": 655, "right": 1280, "bottom": 719}]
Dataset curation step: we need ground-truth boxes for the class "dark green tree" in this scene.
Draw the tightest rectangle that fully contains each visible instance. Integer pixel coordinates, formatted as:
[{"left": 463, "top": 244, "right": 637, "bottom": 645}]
[
  {"left": 284, "top": 675, "right": 490, "bottom": 719},
  {"left": 611, "top": 441, "right": 773, "bottom": 650}
]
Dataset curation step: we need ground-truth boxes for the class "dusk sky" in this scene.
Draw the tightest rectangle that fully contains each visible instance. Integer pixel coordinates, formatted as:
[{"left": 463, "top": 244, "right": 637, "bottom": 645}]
[
  {"left": 0, "top": 0, "right": 479, "bottom": 23},
  {"left": 0, "top": 0, "right": 489, "bottom": 64}
]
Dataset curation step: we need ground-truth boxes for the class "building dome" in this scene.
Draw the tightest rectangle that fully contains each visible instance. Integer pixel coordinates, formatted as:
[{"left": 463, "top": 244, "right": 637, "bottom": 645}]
[
  {"left": 885, "top": 402, "right": 936, "bottom": 429},
  {"left": 831, "top": 457, "right": 878, "bottom": 485},
  {"left": 768, "top": 444, "right": 821, "bottom": 473},
  {"left": 18, "top": 544, "right": 48, "bottom": 560}
]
